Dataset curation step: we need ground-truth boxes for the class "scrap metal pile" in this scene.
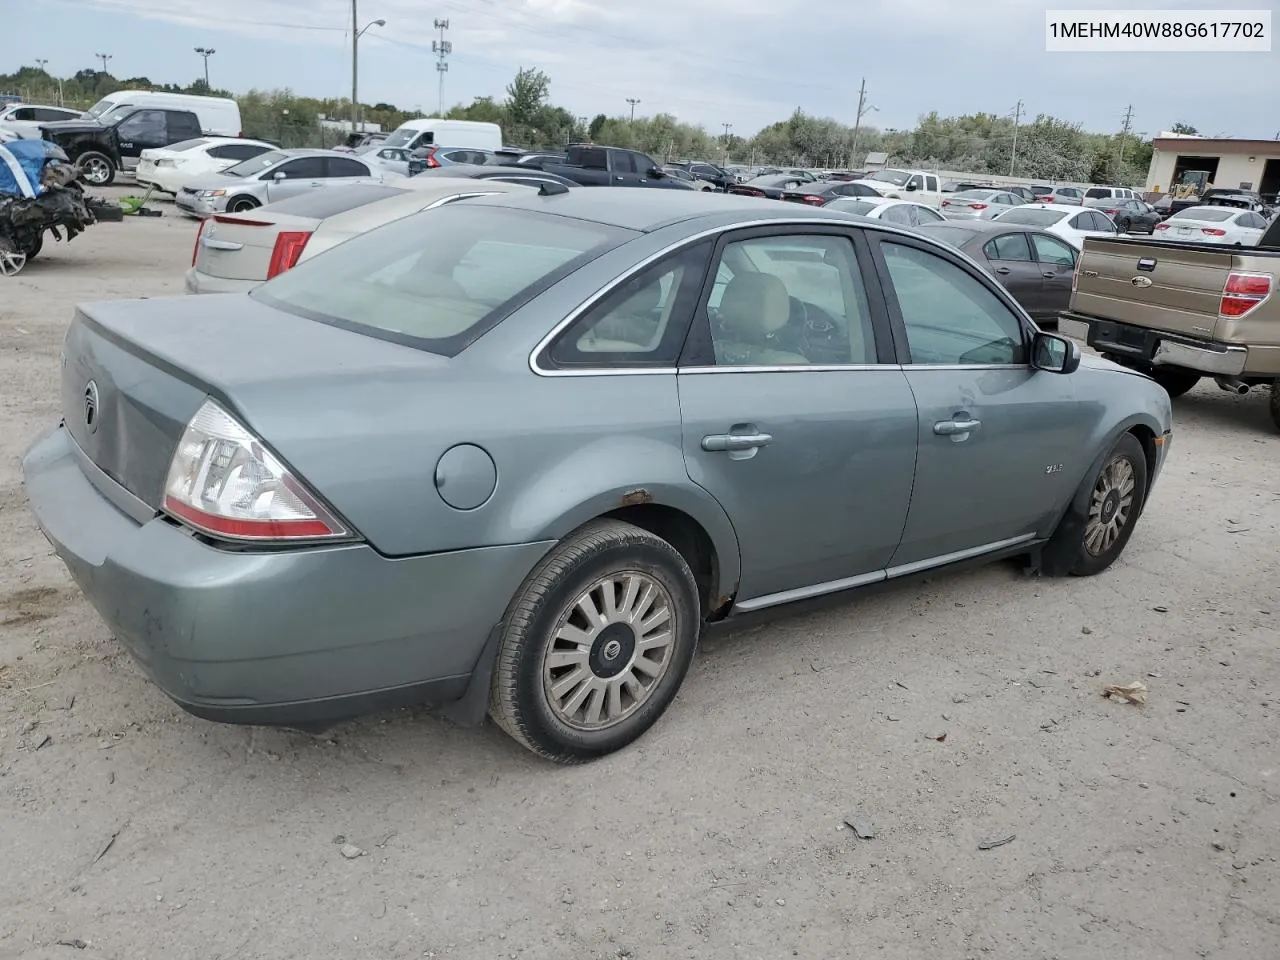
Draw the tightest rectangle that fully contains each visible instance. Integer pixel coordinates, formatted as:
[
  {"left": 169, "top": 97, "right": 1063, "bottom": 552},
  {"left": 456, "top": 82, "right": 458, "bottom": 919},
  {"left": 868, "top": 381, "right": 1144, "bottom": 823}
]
[{"left": 1, "top": 139, "right": 120, "bottom": 276}]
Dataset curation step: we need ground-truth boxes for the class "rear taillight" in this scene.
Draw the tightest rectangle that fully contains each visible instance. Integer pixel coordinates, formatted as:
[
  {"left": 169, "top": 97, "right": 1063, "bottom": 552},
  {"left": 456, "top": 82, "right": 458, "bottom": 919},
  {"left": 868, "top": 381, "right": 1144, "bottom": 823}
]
[
  {"left": 425, "top": 147, "right": 441, "bottom": 169},
  {"left": 191, "top": 219, "right": 208, "bottom": 266},
  {"left": 1201, "top": 228, "right": 1226, "bottom": 237},
  {"left": 1154, "top": 223, "right": 1169, "bottom": 231},
  {"left": 163, "top": 399, "right": 349, "bottom": 542},
  {"left": 266, "top": 231, "right": 312, "bottom": 279},
  {"left": 1220, "top": 271, "right": 1272, "bottom": 318},
  {"left": 1034, "top": 195, "right": 1052, "bottom": 202},
  {"left": 968, "top": 203, "right": 988, "bottom": 210},
  {"left": 802, "top": 195, "right": 824, "bottom": 205}
]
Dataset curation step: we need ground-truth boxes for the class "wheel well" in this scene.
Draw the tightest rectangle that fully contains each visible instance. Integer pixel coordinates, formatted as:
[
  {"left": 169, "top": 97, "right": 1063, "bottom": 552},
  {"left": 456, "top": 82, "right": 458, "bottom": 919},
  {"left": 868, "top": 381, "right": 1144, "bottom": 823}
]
[
  {"left": 603, "top": 504, "right": 729, "bottom": 620},
  {"left": 1127, "top": 425, "right": 1159, "bottom": 492},
  {"left": 229, "top": 195, "right": 259, "bottom": 209}
]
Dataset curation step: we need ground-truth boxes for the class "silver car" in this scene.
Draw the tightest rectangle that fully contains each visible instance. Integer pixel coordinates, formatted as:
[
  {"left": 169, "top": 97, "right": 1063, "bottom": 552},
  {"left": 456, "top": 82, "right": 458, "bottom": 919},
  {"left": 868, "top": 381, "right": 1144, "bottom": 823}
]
[
  {"left": 174, "top": 148, "right": 394, "bottom": 217},
  {"left": 22, "top": 190, "right": 1172, "bottom": 763},
  {"left": 940, "top": 188, "right": 1024, "bottom": 221}
]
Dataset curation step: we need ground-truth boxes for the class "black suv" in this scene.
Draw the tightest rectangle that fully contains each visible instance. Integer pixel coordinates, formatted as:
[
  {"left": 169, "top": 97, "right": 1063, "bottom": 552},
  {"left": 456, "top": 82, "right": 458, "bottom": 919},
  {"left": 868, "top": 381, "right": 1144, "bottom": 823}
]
[{"left": 39, "top": 108, "right": 203, "bottom": 186}]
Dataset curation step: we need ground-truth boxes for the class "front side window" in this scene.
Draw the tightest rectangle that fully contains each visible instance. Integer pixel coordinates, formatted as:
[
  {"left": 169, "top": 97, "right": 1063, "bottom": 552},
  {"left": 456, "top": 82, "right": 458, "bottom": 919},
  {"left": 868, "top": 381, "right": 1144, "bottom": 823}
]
[
  {"left": 546, "top": 243, "right": 710, "bottom": 367},
  {"left": 881, "top": 242, "right": 1026, "bottom": 366},
  {"left": 274, "top": 157, "right": 326, "bottom": 179},
  {"left": 115, "top": 110, "right": 167, "bottom": 140},
  {"left": 1030, "top": 234, "right": 1076, "bottom": 266},
  {"left": 253, "top": 206, "right": 632, "bottom": 357},
  {"left": 706, "top": 234, "right": 876, "bottom": 366}
]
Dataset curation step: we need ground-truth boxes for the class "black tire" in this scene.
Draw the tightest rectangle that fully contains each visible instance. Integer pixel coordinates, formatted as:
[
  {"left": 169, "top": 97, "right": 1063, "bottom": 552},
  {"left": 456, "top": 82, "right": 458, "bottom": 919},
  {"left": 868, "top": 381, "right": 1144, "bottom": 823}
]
[
  {"left": 1116, "top": 217, "right": 1130, "bottom": 233},
  {"left": 1148, "top": 367, "right": 1201, "bottom": 398},
  {"left": 22, "top": 234, "right": 42, "bottom": 260},
  {"left": 76, "top": 151, "right": 115, "bottom": 186},
  {"left": 1042, "top": 433, "right": 1148, "bottom": 577},
  {"left": 1270, "top": 381, "right": 1280, "bottom": 433},
  {"left": 227, "top": 196, "right": 260, "bottom": 213},
  {"left": 489, "top": 519, "right": 701, "bottom": 763}
]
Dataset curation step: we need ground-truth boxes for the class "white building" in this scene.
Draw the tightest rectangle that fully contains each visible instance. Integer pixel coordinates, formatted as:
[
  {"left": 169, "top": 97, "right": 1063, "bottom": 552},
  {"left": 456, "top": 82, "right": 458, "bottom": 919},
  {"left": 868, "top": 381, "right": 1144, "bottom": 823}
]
[{"left": 1146, "top": 134, "right": 1280, "bottom": 200}]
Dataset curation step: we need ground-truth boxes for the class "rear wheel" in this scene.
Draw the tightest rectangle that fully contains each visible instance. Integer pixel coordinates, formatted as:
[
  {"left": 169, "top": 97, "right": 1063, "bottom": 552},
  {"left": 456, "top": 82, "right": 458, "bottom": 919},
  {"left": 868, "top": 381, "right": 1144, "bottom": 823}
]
[
  {"left": 21, "top": 234, "right": 42, "bottom": 260},
  {"left": 77, "top": 151, "right": 115, "bottom": 186},
  {"left": 1042, "top": 433, "right": 1148, "bottom": 577},
  {"left": 489, "top": 519, "right": 701, "bottom": 763},
  {"left": 227, "top": 196, "right": 260, "bottom": 213},
  {"left": 1270, "top": 381, "right": 1280, "bottom": 432}
]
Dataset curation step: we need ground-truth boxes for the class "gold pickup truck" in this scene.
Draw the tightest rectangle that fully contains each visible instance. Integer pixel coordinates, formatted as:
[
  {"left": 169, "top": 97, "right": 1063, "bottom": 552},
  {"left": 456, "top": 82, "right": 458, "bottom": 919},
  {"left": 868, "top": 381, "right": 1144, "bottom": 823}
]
[{"left": 1064, "top": 217, "right": 1280, "bottom": 430}]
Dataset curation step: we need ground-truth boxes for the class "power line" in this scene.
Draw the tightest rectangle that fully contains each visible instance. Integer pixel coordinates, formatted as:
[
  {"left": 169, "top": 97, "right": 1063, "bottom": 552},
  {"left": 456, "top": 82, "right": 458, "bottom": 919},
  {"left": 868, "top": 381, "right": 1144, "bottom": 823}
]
[{"left": 432, "top": 19, "right": 452, "bottom": 117}]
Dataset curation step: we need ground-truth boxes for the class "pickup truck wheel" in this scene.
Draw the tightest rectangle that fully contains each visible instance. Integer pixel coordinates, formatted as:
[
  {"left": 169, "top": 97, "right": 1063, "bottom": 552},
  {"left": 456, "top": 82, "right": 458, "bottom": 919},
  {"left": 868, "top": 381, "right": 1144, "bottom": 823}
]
[
  {"left": 1042, "top": 433, "right": 1148, "bottom": 577},
  {"left": 76, "top": 152, "right": 115, "bottom": 186},
  {"left": 1148, "top": 368, "right": 1200, "bottom": 398},
  {"left": 489, "top": 519, "right": 700, "bottom": 763},
  {"left": 1270, "top": 382, "right": 1280, "bottom": 432}
]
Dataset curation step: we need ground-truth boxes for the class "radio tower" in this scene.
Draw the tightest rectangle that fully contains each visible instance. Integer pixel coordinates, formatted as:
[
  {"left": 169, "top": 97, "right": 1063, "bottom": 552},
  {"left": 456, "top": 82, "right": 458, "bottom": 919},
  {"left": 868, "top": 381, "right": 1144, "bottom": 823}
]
[{"left": 432, "top": 19, "right": 452, "bottom": 117}]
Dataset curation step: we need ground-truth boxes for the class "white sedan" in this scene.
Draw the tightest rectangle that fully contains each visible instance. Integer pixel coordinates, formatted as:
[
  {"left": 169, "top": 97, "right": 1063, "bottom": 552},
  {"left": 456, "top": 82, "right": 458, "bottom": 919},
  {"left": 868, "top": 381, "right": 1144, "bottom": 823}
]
[
  {"left": 823, "top": 196, "right": 947, "bottom": 227},
  {"left": 135, "top": 137, "right": 278, "bottom": 194},
  {"left": 991, "top": 202, "right": 1117, "bottom": 250},
  {"left": 1152, "top": 206, "right": 1269, "bottom": 245}
]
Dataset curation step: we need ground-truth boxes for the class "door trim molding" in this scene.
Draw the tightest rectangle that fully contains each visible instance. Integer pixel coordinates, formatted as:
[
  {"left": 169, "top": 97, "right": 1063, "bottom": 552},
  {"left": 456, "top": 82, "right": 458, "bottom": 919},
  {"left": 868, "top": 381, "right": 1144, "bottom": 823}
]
[{"left": 733, "top": 533, "right": 1037, "bottom": 614}]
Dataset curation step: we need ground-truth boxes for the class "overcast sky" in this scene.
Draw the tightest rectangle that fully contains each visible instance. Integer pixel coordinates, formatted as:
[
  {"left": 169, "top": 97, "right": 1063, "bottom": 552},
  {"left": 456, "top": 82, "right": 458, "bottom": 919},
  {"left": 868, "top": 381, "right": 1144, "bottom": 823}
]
[{"left": 3, "top": 0, "right": 1278, "bottom": 138}]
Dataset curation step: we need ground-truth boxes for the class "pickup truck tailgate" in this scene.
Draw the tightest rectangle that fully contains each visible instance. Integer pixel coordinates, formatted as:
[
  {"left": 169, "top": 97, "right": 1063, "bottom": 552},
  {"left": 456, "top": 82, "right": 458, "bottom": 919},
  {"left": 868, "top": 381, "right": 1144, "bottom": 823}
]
[{"left": 1072, "top": 237, "right": 1233, "bottom": 340}]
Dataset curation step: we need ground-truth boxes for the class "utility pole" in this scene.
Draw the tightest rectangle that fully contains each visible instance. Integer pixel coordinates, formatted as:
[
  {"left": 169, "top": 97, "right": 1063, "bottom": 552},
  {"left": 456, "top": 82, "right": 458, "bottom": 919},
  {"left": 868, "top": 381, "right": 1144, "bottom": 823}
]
[
  {"left": 626, "top": 98, "right": 640, "bottom": 123},
  {"left": 1009, "top": 99, "right": 1024, "bottom": 176},
  {"left": 1117, "top": 103, "right": 1134, "bottom": 173},
  {"left": 194, "top": 47, "right": 215, "bottom": 88},
  {"left": 34, "top": 58, "right": 48, "bottom": 73},
  {"left": 849, "top": 77, "right": 877, "bottom": 167},
  {"left": 95, "top": 52, "right": 112, "bottom": 74},
  {"left": 432, "top": 19, "right": 452, "bottom": 117},
  {"left": 721, "top": 122, "right": 733, "bottom": 164}
]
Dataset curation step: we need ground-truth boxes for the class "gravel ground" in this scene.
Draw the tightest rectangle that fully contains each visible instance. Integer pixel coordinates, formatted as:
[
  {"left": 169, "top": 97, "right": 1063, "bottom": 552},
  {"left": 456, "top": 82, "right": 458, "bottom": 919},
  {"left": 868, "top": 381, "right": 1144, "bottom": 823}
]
[{"left": 2, "top": 192, "right": 1279, "bottom": 960}]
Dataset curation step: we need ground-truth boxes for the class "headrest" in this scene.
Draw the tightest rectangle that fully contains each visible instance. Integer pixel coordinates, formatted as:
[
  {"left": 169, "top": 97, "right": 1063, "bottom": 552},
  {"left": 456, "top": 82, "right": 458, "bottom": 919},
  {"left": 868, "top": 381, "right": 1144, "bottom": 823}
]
[{"left": 719, "top": 273, "right": 790, "bottom": 343}]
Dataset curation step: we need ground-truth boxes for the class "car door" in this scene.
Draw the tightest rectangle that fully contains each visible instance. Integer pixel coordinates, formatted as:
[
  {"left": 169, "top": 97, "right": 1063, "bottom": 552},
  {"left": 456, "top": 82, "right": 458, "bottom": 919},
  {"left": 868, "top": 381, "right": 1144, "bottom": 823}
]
[
  {"left": 868, "top": 233, "right": 1088, "bottom": 566},
  {"left": 263, "top": 156, "right": 326, "bottom": 201},
  {"left": 1027, "top": 233, "right": 1077, "bottom": 317},
  {"left": 607, "top": 150, "right": 640, "bottom": 186},
  {"left": 676, "top": 227, "right": 918, "bottom": 605},
  {"left": 113, "top": 110, "right": 169, "bottom": 167},
  {"left": 980, "top": 232, "right": 1044, "bottom": 314}
]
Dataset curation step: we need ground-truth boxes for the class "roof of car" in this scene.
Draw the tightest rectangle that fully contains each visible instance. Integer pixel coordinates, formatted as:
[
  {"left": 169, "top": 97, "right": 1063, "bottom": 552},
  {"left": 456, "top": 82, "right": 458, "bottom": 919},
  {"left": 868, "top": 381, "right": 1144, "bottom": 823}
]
[
  {"left": 1005, "top": 202, "right": 1083, "bottom": 213},
  {"left": 464, "top": 187, "right": 874, "bottom": 233},
  {"left": 917, "top": 220, "right": 1046, "bottom": 234}
]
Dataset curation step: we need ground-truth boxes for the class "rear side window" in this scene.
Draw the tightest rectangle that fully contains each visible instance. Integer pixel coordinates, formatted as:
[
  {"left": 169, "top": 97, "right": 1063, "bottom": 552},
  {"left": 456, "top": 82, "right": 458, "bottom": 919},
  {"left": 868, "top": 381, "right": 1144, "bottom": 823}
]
[
  {"left": 252, "top": 206, "right": 634, "bottom": 357},
  {"left": 985, "top": 233, "right": 1033, "bottom": 261},
  {"left": 211, "top": 142, "right": 269, "bottom": 161},
  {"left": 326, "top": 156, "right": 370, "bottom": 177},
  {"left": 612, "top": 152, "right": 637, "bottom": 174},
  {"left": 258, "top": 183, "right": 406, "bottom": 217}
]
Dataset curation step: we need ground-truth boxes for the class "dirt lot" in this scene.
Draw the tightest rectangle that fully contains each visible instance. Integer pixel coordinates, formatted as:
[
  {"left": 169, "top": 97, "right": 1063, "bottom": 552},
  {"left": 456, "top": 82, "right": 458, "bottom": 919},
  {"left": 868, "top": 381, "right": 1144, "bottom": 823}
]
[{"left": 2, "top": 193, "right": 1279, "bottom": 960}]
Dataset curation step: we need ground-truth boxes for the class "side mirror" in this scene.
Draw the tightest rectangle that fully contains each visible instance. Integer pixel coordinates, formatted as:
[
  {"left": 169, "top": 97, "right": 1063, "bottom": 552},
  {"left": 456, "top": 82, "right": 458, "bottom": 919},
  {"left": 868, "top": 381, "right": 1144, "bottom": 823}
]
[
  {"left": 905, "top": 182, "right": 919, "bottom": 191},
  {"left": 1032, "top": 332, "right": 1080, "bottom": 374},
  {"left": 648, "top": 167, "right": 664, "bottom": 178},
  {"left": 273, "top": 171, "right": 287, "bottom": 181}
]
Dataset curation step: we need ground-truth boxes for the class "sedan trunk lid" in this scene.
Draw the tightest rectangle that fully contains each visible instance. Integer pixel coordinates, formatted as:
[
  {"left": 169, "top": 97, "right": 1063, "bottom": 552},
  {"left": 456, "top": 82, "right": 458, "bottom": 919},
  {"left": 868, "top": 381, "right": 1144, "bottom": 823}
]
[{"left": 193, "top": 212, "right": 324, "bottom": 282}]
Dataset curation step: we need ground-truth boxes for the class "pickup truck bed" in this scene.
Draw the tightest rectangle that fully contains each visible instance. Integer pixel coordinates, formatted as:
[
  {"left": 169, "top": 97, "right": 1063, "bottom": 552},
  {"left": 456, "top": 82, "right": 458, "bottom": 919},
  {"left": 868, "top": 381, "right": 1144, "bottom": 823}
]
[{"left": 1064, "top": 225, "right": 1280, "bottom": 429}]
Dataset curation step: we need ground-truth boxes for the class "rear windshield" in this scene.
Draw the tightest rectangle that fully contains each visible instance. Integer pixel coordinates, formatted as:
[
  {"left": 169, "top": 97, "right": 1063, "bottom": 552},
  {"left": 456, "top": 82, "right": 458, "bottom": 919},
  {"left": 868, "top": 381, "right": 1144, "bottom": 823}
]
[
  {"left": 825, "top": 199, "right": 881, "bottom": 216},
  {"left": 222, "top": 150, "right": 288, "bottom": 177},
  {"left": 1170, "top": 207, "right": 1235, "bottom": 222},
  {"left": 383, "top": 126, "right": 426, "bottom": 149},
  {"left": 169, "top": 138, "right": 210, "bottom": 152},
  {"left": 261, "top": 184, "right": 407, "bottom": 218},
  {"left": 996, "top": 208, "right": 1068, "bottom": 226},
  {"left": 251, "top": 205, "right": 634, "bottom": 357},
  {"left": 1085, "top": 188, "right": 1111, "bottom": 198},
  {"left": 914, "top": 224, "right": 979, "bottom": 248},
  {"left": 953, "top": 190, "right": 996, "bottom": 199}
]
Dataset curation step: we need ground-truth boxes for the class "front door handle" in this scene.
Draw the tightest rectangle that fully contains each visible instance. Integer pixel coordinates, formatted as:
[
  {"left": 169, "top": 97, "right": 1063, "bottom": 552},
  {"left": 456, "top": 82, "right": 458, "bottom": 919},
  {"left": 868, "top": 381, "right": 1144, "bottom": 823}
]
[
  {"left": 933, "top": 419, "right": 981, "bottom": 436},
  {"left": 995, "top": 266, "right": 1011, "bottom": 275},
  {"left": 1042, "top": 271, "right": 1057, "bottom": 278},
  {"left": 702, "top": 432, "right": 773, "bottom": 452}
]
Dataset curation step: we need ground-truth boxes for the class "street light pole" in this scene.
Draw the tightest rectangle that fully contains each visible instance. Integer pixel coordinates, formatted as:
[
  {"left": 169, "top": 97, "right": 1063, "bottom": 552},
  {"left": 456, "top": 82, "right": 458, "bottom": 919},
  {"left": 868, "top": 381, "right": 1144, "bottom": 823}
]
[
  {"left": 194, "top": 47, "right": 215, "bottom": 88},
  {"left": 626, "top": 98, "right": 640, "bottom": 123},
  {"left": 849, "top": 77, "right": 877, "bottom": 167},
  {"left": 432, "top": 19, "right": 452, "bottom": 118},
  {"left": 350, "top": 1, "right": 386, "bottom": 134},
  {"left": 95, "top": 52, "right": 112, "bottom": 74}
]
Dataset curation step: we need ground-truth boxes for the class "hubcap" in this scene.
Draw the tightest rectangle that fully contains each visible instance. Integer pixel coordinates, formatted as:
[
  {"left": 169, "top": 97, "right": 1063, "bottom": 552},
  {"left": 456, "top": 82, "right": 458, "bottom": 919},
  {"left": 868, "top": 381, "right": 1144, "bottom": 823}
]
[
  {"left": 82, "top": 158, "right": 109, "bottom": 184},
  {"left": 1084, "top": 455, "right": 1135, "bottom": 556},
  {"left": 0, "top": 243, "right": 26, "bottom": 277},
  {"left": 542, "top": 571, "right": 676, "bottom": 730}
]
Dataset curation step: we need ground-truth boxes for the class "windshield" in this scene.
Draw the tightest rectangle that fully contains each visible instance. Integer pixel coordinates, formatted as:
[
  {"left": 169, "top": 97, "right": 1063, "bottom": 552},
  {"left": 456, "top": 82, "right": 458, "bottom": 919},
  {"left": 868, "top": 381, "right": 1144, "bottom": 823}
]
[
  {"left": 86, "top": 97, "right": 119, "bottom": 119},
  {"left": 252, "top": 205, "right": 634, "bottom": 357},
  {"left": 870, "top": 169, "right": 911, "bottom": 186},
  {"left": 996, "top": 208, "right": 1068, "bottom": 226},
  {"left": 825, "top": 199, "right": 882, "bottom": 216},
  {"left": 1171, "top": 207, "right": 1236, "bottom": 222},
  {"left": 98, "top": 104, "right": 135, "bottom": 124},
  {"left": 953, "top": 190, "right": 997, "bottom": 200},
  {"left": 382, "top": 126, "right": 422, "bottom": 149},
  {"left": 169, "top": 138, "right": 210, "bottom": 152},
  {"left": 222, "top": 150, "right": 288, "bottom": 178}
]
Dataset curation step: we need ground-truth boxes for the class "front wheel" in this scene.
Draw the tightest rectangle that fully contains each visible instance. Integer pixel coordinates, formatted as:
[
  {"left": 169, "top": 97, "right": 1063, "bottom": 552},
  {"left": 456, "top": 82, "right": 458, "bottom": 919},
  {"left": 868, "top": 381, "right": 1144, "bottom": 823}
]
[
  {"left": 489, "top": 519, "right": 701, "bottom": 763},
  {"left": 77, "top": 151, "right": 115, "bottom": 186},
  {"left": 226, "top": 196, "right": 260, "bottom": 213},
  {"left": 0, "top": 236, "right": 27, "bottom": 277},
  {"left": 1042, "top": 433, "right": 1148, "bottom": 577}
]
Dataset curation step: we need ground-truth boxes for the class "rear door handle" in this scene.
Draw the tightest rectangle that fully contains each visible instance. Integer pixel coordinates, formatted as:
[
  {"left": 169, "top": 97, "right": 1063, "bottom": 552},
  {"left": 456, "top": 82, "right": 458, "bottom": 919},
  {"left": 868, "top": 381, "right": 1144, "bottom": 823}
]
[
  {"left": 702, "top": 432, "right": 773, "bottom": 452},
  {"left": 933, "top": 419, "right": 981, "bottom": 436}
]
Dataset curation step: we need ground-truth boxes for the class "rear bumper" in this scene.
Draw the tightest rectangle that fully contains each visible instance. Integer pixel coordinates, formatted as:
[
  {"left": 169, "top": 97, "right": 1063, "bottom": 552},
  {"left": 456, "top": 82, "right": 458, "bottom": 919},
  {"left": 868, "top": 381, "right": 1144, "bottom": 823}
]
[
  {"left": 21, "top": 425, "right": 553, "bottom": 727},
  {"left": 184, "top": 268, "right": 260, "bottom": 296},
  {"left": 1070, "top": 313, "right": 1251, "bottom": 377}
]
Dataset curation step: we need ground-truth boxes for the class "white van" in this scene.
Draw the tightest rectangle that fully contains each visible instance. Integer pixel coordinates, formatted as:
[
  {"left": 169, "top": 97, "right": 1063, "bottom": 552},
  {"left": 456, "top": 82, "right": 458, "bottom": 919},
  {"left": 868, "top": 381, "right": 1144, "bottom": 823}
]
[
  {"left": 381, "top": 119, "right": 502, "bottom": 153},
  {"left": 85, "top": 91, "right": 242, "bottom": 138}
]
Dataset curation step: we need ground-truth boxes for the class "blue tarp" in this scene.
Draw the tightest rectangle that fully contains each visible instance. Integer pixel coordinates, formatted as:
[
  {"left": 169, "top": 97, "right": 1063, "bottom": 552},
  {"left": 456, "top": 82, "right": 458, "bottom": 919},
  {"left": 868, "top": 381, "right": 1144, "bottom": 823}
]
[{"left": 0, "top": 140, "right": 65, "bottom": 199}]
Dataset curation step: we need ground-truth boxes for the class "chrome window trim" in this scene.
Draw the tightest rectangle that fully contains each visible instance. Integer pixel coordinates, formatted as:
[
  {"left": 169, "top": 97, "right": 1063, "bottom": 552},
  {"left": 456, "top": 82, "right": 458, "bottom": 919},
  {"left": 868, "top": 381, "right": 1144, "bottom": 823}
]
[
  {"left": 528, "top": 217, "right": 922, "bottom": 377},
  {"left": 681, "top": 364, "right": 891, "bottom": 374}
]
